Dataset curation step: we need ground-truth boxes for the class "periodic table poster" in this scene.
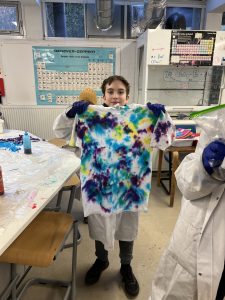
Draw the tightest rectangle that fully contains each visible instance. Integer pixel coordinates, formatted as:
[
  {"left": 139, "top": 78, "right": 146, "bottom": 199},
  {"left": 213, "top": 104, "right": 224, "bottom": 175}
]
[
  {"left": 32, "top": 46, "right": 116, "bottom": 105},
  {"left": 170, "top": 31, "right": 216, "bottom": 66}
]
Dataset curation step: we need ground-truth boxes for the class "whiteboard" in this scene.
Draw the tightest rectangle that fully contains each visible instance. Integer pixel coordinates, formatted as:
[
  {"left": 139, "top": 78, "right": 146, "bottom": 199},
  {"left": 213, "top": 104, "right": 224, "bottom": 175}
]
[
  {"left": 1, "top": 44, "right": 36, "bottom": 105},
  {"left": 137, "top": 65, "right": 222, "bottom": 106},
  {"left": 145, "top": 90, "right": 204, "bottom": 106},
  {"left": 148, "top": 30, "right": 171, "bottom": 65},
  {"left": 213, "top": 31, "right": 225, "bottom": 66},
  {"left": 147, "top": 65, "right": 208, "bottom": 89}
]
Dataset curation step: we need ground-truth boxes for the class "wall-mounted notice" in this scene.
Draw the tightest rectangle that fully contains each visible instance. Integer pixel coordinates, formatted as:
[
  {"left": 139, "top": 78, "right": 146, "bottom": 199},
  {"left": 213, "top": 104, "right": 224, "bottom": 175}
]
[
  {"left": 170, "top": 31, "right": 216, "bottom": 66},
  {"left": 148, "top": 30, "right": 171, "bottom": 65},
  {"left": 213, "top": 31, "right": 225, "bottom": 66},
  {"left": 32, "top": 46, "right": 116, "bottom": 105}
]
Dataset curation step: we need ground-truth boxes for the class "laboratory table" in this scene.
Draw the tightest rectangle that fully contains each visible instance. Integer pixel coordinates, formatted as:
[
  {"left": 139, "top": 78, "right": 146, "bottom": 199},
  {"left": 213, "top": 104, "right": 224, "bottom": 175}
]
[{"left": 0, "top": 130, "right": 80, "bottom": 255}]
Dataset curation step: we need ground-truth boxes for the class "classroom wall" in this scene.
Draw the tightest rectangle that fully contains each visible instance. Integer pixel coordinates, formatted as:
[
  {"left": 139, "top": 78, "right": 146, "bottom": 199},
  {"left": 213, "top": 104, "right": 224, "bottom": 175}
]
[
  {"left": 205, "top": 0, "right": 225, "bottom": 30},
  {"left": 23, "top": 4, "right": 43, "bottom": 39},
  {"left": 206, "top": 0, "right": 225, "bottom": 13},
  {"left": 0, "top": 39, "right": 136, "bottom": 106},
  {"left": 205, "top": 12, "right": 223, "bottom": 30}
]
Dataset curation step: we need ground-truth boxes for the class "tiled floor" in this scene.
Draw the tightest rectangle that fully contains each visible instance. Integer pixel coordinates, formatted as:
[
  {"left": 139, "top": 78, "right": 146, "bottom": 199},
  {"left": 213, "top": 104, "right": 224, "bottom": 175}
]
[{"left": 20, "top": 177, "right": 182, "bottom": 300}]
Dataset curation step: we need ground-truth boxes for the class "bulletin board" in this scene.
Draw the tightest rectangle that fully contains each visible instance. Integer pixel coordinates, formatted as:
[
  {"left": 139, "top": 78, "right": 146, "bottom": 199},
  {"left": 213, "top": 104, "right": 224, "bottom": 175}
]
[
  {"left": 170, "top": 31, "right": 216, "bottom": 66},
  {"left": 32, "top": 46, "right": 116, "bottom": 105}
]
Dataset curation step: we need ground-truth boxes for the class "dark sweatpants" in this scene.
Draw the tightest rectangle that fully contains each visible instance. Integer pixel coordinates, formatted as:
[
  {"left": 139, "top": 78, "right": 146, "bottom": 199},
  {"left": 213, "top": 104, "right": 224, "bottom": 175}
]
[{"left": 95, "top": 240, "right": 133, "bottom": 265}]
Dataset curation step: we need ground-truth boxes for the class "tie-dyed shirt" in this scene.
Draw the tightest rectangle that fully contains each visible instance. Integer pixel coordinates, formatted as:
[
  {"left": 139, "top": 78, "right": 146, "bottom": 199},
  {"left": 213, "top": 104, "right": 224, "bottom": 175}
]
[{"left": 76, "top": 104, "right": 174, "bottom": 217}]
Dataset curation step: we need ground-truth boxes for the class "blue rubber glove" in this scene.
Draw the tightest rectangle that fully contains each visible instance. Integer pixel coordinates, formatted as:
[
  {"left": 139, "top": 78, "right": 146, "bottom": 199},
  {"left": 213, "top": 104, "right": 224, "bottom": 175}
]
[
  {"left": 202, "top": 140, "right": 225, "bottom": 175},
  {"left": 66, "top": 100, "right": 90, "bottom": 118},
  {"left": 147, "top": 102, "right": 165, "bottom": 118}
]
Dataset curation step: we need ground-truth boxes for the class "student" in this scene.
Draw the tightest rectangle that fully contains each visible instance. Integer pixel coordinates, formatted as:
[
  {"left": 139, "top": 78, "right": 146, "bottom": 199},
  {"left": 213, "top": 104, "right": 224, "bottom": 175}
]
[
  {"left": 53, "top": 75, "right": 172, "bottom": 297},
  {"left": 151, "top": 136, "right": 225, "bottom": 300}
]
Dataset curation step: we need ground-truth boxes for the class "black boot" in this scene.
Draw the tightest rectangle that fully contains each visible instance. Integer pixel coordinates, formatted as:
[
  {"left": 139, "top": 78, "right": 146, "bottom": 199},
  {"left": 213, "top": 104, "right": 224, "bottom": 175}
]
[
  {"left": 120, "top": 264, "right": 139, "bottom": 297},
  {"left": 85, "top": 259, "right": 109, "bottom": 285}
]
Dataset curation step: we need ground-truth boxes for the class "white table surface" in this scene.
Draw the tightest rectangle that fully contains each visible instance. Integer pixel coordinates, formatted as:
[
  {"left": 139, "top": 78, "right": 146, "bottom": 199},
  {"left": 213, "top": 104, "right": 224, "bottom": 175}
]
[{"left": 0, "top": 130, "right": 80, "bottom": 255}]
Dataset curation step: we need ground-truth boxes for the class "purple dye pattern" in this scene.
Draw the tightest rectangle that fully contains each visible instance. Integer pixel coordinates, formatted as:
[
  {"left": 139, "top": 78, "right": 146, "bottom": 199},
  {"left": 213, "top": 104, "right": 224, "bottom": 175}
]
[
  {"left": 124, "top": 188, "right": 140, "bottom": 204},
  {"left": 87, "top": 112, "right": 118, "bottom": 129},
  {"left": 100, "top": 204, "right": 111, "bottom": 213},
  {"left": 93, "top": 147, "right": 105, "bottom": 169},
  {"left": 0, "top": 135, "right": 40, "bottom": 145},
  {"left": 137, "top": 128, "right": 147, "bottom": 134},
  {"left": 133, "top": 139, "right": 142, "bottom": 150},
  {"left": 150, "top": 124, "right": 154, "bottom": 133},
  {"left": 130, "top": 175, "right": 140, "bottom": 186},
  {"left": 124, "top": 125, "right": 133, "bottom": 134},
  {"left": 117, "top": 145, "right": 128, "bottom": 156},
  {"left": 154, "top": 121, "right": 172, "bottom": 143},
  {"left": 76, "top": 121, "right": 87, "bottom": 139}
]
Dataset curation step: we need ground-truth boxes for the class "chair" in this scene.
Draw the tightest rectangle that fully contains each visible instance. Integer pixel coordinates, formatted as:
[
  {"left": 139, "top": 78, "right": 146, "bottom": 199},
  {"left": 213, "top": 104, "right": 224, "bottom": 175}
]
[
  {"left": 48, "top": 138, "right": 81, "bottom": 214},
  {"left": 157, "top": 145, "right": 196, "bottom": 207},
  {"left": 0, "top": 211, "right": 78, "bottom": 300}
]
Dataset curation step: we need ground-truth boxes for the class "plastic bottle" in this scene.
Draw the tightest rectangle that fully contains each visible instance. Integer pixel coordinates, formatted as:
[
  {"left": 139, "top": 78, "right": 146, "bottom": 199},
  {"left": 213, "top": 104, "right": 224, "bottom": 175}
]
[
  {"left": 23, "top": 131, "right": 32, "bottom": 154},
  {"left": 0, "top": 166, "right": 4, "bottom": 195}
]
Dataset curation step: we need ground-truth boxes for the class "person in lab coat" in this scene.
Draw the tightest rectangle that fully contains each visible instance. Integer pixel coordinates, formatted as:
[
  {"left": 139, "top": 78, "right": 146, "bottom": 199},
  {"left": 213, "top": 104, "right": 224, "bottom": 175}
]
[
  {"left": 53, "top": 75, "right": 168, "bottom": 297},
  {"left": 150, "top": 133, "right": 225, "bottom": 300}
]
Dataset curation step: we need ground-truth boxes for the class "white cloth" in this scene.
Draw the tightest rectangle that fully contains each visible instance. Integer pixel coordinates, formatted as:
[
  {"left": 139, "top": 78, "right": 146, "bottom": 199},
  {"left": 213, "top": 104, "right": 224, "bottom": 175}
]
[
  {"left": 88, "top": 212, "right": 139, "bottom": 250},
  {"left": 53, "top": 112, "right": 74, "bottom": 141},
  {"left": 76, "top": 105, "right": 174, "bottom": 217},
  {"left": 151, "top": 132, "right": 225, "bottom": 300},
  {"left": 53, "top": 105, "right": 175, "bottom": 250}
]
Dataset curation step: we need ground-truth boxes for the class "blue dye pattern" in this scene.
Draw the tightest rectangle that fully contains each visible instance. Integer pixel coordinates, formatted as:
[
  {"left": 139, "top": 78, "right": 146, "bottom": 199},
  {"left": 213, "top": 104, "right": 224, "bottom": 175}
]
[
  {"left": 0, "top": 142, "right": 21, "bottom": 152},
  {"left": 76, "top": 104, "right": 174, "bottom": 216}
]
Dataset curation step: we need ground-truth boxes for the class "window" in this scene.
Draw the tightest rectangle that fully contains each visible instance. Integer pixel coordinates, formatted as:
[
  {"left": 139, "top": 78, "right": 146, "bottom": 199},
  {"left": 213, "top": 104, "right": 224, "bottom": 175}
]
[
  {"left": 222, "top": 12, "right": 225, "bottom": 31},
  {"left": 127, "top": 4, "right": 203, "bottom": 39},
  {"left": 127, "top": 5, "right": 145, "bottom": 39},
  {"left": 0, "top": 1, "right": 23, "bottom": 35},
  {"left": 166, "top": 7, "right": 202, "bottom": 30},
  {"left": 44, "top": 2, "right": 85, "bottom": 38},
  {"left": 86, "top": 4, "right": 123, "bottom": 38},
  {"left": 43, "top": 1, "right": 205, "bottom": 39}
]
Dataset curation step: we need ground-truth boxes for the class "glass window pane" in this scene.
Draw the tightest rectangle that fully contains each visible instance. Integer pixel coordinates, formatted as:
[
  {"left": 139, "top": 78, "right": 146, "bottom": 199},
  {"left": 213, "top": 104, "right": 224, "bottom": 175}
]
[
  {"left": 222, "top": 12, "right": 225, "bottom": 31},
  {"left": 127, "top": 4, "right": 144, "bottom": 39},
  {"left": 46, "top": 3, "right": 55, "bottom": 37},
  {"left": 166, "top": 7, "right": 201, "bottom": 30},
  {"left": 0, "top": 5, "right": 18, "bottom": 31},
  {"left": 128, "top": 5, "right": 202, "bottom": 38},
  {"left": 65, "top": 3, "right": 84, "bottom": 37},
  {"left": 86, "top": 3, "right": 122, "bottom": 38},
  {"left": 45, "top": 2, "right": 85, "bottom": 38}
]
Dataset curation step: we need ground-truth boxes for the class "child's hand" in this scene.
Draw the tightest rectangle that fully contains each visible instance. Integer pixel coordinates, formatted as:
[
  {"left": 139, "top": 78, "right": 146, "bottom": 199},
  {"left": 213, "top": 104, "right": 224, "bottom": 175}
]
[
  {"left": 66, "top": 100, "right": 90, "bottom": 118},
  {"left": 147, "top": 102, "right": 165, "bottom": 118},
  {"left": 202, "top": 140, "right": 225, "bottom": 175}
]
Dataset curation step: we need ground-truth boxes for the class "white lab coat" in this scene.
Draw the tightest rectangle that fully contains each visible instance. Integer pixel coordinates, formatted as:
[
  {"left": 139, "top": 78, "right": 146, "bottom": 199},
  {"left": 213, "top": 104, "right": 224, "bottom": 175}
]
[
  {"left": 151, "top": 133, "right": 225, "bottom": 300},
  {"left": 53, "top": 111, "right": 139, "bottom": 250}
]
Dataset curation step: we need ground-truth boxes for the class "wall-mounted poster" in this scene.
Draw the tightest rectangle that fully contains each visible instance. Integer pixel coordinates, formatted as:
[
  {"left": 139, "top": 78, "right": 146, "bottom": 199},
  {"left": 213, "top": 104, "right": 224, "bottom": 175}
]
[
  {"left": 32, "top": 46, "right": 116, "bottom": 105},
  {"left": 170, "top": 31, "right": 216, "bottom": 66}
]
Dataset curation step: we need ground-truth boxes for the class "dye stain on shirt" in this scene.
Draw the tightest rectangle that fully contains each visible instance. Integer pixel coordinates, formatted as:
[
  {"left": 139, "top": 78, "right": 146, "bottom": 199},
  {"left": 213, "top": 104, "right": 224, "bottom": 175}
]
[{"left": 76, "top": 104, "right": 174, "bottom": 216}]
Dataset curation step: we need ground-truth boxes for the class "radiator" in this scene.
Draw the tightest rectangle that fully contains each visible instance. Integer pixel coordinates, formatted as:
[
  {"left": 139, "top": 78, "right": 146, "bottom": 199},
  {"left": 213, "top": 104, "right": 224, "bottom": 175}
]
[{"left": 0, "top": 106, "right": 65, "bottom": 140}]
